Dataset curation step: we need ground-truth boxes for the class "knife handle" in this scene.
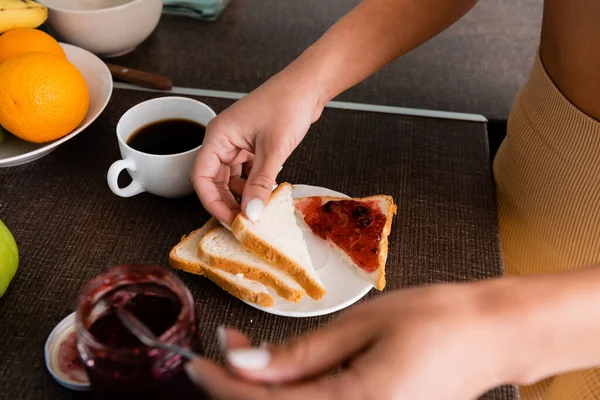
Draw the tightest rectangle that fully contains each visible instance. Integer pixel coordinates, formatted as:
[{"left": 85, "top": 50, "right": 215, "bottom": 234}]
[{"left": 106, "top": 63, "right": 173, "bottom": 91}]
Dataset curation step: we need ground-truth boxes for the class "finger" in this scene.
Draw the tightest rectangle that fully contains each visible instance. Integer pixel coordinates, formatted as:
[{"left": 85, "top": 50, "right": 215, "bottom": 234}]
[
  {"left": 228, "top": 162, "right": 246, "bottom": 198},
  {"left": 229, "top": 163, "right": 243, "bottom": 180},
  {"left": 225, "top": 315, "right": 376, "bottom": 383},
  {"left": 215, "top": 164, "right": 241, "bottom": 212},
  {"left": 243, "top": 162, "right": 283, "bottom": 182},
  {"left": 230, "top": 149, "right": 255, "bottom": 167},
  {"left": 185, "top": 358, "right": 351, "bottom": 400},
  {"left": 229, "top": 176, "right": 246, "bottom": 198},
  {"left": 192, "top": 145, "right": 238, "bottom": 224},
  {"left": 241, "top": 144, "right": 287, "bottom": 221},
  {"left": 235, "top": 165, "right": 282, "bottom": 197},
  {"left": 217, "top": 326, "right": 252, "bottom": 352},
  {"left": 242, "top": 158, "right": 254, "bottom": 178}
]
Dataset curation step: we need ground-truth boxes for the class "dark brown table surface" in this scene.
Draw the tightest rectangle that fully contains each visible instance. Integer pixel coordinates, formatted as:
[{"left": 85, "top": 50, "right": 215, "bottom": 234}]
[
  {"left": 0, "top": 88, "right": 516, "bottom": 399},
  {"left": 111, "top": 0, "right": 542, "bottom": 121}
]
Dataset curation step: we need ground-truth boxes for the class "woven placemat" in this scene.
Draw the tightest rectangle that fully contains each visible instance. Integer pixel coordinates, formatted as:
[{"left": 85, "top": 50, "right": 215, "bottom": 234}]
[{"left": 0, "top": 89, "right": 514, "bottom": 399}]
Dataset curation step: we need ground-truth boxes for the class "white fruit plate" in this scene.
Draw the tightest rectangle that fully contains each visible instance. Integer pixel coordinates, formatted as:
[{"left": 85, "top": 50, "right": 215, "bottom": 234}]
[
  {"left": 243, "top": 184, "right": 374, "bottom": 318},
  {"left": 0, "top": 43, "right": 113, "bottom": 168}
]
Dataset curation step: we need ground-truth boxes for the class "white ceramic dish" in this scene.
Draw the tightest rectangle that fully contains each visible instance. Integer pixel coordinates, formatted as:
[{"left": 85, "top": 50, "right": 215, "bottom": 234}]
[
  {"left": 40, "top": 0, "right": 163, "bottom": 58},
  {"left": 242, "top": 184, "right": 374, "bottom": 318},
  {"left": 0, "top": 43, "right": 113, "bottom": 168}
]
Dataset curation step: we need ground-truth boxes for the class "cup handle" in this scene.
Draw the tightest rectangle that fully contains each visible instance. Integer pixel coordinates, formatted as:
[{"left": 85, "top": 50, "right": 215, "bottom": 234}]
[{"left": 107, "top": 158, "right": 145, "bottom": 197}]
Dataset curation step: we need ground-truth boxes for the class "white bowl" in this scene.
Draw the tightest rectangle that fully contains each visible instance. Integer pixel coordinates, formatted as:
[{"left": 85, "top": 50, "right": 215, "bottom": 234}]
[
  {"left": 0, "top": 43, "right": 113, "bottom": 168},
  {"left": 39, "top": 0, "right": 163, "bottom": 58}
]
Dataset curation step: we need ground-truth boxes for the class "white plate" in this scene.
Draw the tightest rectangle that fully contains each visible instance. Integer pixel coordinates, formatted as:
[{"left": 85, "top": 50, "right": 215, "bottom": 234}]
[
  {"left": 243, "top": 184, "right": 373, "bottom": 318},
  {"left": 0, "top": 43, "right": 113, "bottom": 168}
]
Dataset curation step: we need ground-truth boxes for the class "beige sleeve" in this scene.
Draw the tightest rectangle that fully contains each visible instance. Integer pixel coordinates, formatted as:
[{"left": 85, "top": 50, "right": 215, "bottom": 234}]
[
  {"left": 494, "top": 53, "right": 600, "bottom": 399},
  {"left": 544, "top": 369, "right": 600, "bottom": 400}
]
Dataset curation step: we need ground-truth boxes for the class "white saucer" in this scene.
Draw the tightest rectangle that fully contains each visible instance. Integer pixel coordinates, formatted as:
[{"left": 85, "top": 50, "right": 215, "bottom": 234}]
[
  {"left": 44, "top": 312, "right": 90, "bottom": 391},
  {"left": 242, "top": 184, "right": 373, "bottom": 318},
  {"left": 0, "top": 43, "right": 113, "bottom": 168}
]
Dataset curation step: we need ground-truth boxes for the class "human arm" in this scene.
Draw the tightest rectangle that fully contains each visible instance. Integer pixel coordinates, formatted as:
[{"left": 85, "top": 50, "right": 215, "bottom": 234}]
[
  {"left": 185, "top": 266, "right": 600, "bottom": 399},
  {"left": 192, "top": 0, "right": 479, "bottom": 225}
]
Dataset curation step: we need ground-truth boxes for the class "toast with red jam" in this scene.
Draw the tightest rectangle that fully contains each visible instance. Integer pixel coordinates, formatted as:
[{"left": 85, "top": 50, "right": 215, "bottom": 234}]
[{"left": 294, "top": 195, "right": 396, "bottom": 290}]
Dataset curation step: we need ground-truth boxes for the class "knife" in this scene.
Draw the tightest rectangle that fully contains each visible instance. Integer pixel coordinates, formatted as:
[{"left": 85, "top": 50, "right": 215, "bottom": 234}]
[{"left": 105, "top": 63, "right": 173, "bottom": 91}]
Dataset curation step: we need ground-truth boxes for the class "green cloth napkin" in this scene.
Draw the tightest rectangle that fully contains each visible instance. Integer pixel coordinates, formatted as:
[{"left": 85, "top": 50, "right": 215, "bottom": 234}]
[{"left": 162, "top": 0, "right": 230, "bottom": 21}]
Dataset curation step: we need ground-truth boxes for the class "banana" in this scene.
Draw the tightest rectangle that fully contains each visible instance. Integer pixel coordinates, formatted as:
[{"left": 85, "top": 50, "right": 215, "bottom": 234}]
[{"left": 0, "top": 0, "right": 48, "bottom": 34}]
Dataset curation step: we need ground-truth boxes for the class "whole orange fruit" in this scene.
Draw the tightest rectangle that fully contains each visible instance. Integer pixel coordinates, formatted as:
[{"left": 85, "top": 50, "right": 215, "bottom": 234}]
[
  {"left": 0, "top": 28, "right": 66, "bottom": 65},
  {"left": 0, "top": 52, "right": 90, "bottom": 143}
]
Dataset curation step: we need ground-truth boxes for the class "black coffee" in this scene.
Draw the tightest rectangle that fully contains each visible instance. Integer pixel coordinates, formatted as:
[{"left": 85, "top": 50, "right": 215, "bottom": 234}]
[{"left": 127, "top": 119, "right": 205, "bottom": 155}]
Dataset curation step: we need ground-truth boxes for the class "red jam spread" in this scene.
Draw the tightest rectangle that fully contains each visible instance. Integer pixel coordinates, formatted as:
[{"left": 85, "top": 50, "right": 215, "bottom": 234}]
[
  {"left": 88, "top": 294, "right": 181, "bottom": 349},
  {"left": 56, "top": 330, "right": 88, "bottom": 383},
  {"left": 296, "top": 197, "right": 386, "bottom": 273}
]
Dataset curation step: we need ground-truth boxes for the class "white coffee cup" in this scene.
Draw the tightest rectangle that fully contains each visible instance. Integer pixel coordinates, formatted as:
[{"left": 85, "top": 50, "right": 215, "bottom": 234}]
[{"left": 107, "top": 97, "right": 216, "bottom": 198}]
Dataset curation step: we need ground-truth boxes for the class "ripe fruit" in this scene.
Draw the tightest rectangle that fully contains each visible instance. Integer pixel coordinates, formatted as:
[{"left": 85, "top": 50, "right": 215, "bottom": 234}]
[
  {"left": 0, "top": 0, "right": 47, "bottom": 34},
  {"left": 0, "top": 52, "right": 90, "bottom": 143},
  {"left": 0, "top": 219, "right": 18, "bottom": 297},
  {"left": 0, "top": 28, "right": 65, "bottom": 64}
]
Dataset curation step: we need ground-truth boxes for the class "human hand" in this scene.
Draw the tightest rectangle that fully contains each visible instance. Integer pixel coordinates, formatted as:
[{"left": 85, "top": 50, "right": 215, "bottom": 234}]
[
  {"left": 185, "top": 282, "right": 516, "bottom": 400},
  {"left": 192, "top": 72, "right": 324, "bottom": 225}
]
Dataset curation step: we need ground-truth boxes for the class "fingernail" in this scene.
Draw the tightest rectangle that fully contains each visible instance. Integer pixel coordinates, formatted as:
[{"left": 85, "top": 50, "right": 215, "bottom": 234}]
[
  {"left": 216, "top": 326, "right": 228, "bottom": 352},
  {"left": 245, "top": 199, "right": 264, "bottom": 222},
  {"left": 184, "top": 361, "right": 204, "bottom": 387},
  {"left": 227, "top": 348, "right": 271, "bottom": 371},
  {"left": 220, "top": 221, "right": 232, "bottom": 231}
]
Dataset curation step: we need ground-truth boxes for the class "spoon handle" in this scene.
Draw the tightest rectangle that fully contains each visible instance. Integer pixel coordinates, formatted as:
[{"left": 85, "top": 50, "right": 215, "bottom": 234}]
[
  {"left": 116, "top": 306, "right": 199, "bottom": 360},
  {"left": 159, "top": 342, "right": 201, "bottom": 360}
]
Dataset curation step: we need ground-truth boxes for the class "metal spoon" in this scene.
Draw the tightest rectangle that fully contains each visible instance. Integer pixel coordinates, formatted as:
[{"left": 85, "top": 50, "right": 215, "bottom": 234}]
[{"left": 116, "top": 305, "right": 199, "bottom": 360}]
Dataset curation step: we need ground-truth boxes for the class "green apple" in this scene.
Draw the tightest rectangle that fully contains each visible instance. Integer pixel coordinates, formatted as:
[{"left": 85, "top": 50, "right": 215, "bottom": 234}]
[{"left": 0, "top": 219, "right": 18, "bottom": 297}]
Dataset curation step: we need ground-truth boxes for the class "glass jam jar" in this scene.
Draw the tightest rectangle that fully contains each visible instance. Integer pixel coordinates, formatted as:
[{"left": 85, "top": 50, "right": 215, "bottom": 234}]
[{"left": 75, "top": 264, "right": 207, "bottom": 400}]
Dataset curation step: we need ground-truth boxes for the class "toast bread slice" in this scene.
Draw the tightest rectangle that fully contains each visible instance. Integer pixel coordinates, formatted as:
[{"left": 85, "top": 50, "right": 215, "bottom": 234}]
[
  {"left": 198, "top": 225, "right": 306, "bottom": 303},
  {"left": 169, "top": 219, "right": 274, "bottom": 308},
  {"left": 231, "top": 183, "right": 326, "bottom": 300}
]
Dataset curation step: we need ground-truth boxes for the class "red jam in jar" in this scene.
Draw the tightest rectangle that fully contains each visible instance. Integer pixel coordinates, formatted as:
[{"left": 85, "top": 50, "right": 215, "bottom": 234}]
[
  {"left": 295, "top": 198, "right": 386, "bottom": 273},
  {"left": 75, "top": 264, "right": 207, "bottom": 400}
]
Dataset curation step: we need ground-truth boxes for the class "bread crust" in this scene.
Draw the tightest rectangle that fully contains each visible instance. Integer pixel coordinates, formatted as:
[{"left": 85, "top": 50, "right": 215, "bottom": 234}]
[
  {"left": 377, "top": 195, "right": 397, "bottom": 290},
  {"left": 198, "top": 226, "right": 306, "bottom": 303},
  {"left": 168, "top": 224, "right": 217, "bottom": 276},
  {"left": 294, "top": 194, "right": 396, "bottom": 290},
  {"left": 169, "top": 220, "right": 275, "bottom": 308},
  {"left": 232, "top": 183, "right": 327, "bottom": 301},
  {"left": 198, "top": 266, "right": 274, "bottom": 308}
]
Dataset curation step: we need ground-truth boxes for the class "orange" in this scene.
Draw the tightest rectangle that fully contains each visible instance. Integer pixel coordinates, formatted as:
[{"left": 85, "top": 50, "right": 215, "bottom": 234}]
[
  {"left": 0, "top": 28, "right": 66, "bottom": 65},
  {"left": 0, "top": 52, "right": 90, "bottom": 143}
]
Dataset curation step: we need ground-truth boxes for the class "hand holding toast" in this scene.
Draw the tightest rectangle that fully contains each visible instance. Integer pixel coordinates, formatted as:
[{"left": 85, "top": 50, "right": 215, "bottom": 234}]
[{"left": 192, "top": 72, "right": 324, "bottom": 225}]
